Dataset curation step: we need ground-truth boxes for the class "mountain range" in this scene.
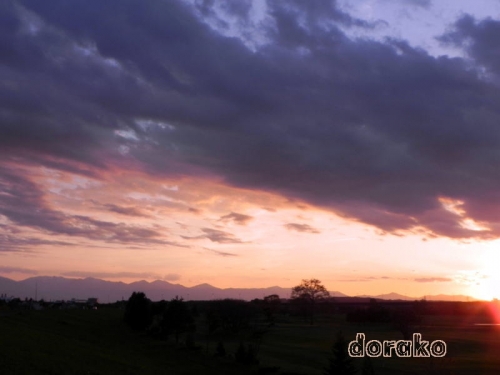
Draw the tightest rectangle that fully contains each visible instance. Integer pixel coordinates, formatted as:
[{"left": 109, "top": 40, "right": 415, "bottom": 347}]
[{"left": 0, "top": 276, "right": 477, "bottom": 302}]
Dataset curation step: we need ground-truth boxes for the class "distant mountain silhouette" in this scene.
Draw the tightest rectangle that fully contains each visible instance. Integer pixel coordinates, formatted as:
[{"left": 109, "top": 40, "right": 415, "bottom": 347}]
[
  {"left": 356, "top": 291, "right": 478, "bottom": 302},
  {"left": 0, "top": 276, "right": 346, "bottom": 302},
  {"left": 373, "top": 292, "right": 414, "bottom": 300},
  {"left": 0, "top": 276, "right": 477, "bottom": 302}
]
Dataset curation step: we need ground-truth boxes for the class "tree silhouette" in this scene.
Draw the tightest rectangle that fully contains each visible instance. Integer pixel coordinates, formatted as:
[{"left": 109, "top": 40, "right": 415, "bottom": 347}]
[
  {"left": 291, "top": 279, "right": 330, "bottom": 324},
  {"left": 204, "top": 307, "right": 221, "bottom": 353},
  {"left": 161, "top": 296, "right": 194, "bottom": 344},
  {"left": 263, "top": 294, "right": 281, "bottom": 326},
  {"left": 324, "top": 332, "right": 357, "bottom": 375},
  {"left": 124, "top": 292, "right": 152, "bottom": 330},
  {"left": 210, "top": 299, "right": 254, "bottom": 333}
]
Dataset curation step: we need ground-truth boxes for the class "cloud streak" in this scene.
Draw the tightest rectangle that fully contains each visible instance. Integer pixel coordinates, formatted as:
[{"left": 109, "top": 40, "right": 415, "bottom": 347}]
[
  {"left": 182, "top": 228, "right": 244, "bottom": 244},
  {"left": 414, "top": 277, "right": 453, "bottom": 283},
  {"left": 219, "top": 212, "right": 253, "bottom": 225},
  {"left": 203, "top": 247, "right": 238, "bottom": 257},
  {"left": 0, "top": 266, "right": 38, "bottom": 275},
  {"left": 0, "top": 165, "right": 185, "bottom": 247},
  {"left": 339, "top": 276, "right": 453, "bottom": 283},
  {"left": 60, "top": 271, "right": 181, "bottom": 281},
  {"left": 100, "top": 203, "right": 150, "bottom": 218},
  {"left": 284, "top": 223, "right": 320, "bottom": 234}
]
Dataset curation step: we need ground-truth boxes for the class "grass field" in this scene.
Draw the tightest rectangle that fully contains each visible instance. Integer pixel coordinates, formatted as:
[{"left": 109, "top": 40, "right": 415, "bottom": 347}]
[
  {"left": 256, "top": 314, "right": 500, "bottom": 374},
  {"left": 0, "top": 307, "right": 254, "bottom": 375},
  {"left": 1, "top": 306, "right": 499, "bottom": 374}
]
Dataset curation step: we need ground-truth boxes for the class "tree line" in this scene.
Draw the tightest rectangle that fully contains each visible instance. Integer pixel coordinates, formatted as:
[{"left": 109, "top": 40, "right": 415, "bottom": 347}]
[{"left": 122, "top": 279, "right": 385, "bottom": 374}]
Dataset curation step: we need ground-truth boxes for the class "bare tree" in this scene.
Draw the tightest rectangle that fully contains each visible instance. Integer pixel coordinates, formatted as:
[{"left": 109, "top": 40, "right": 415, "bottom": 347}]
[{"left": 291, "top": 278, "right": 330, "bottom": 324}]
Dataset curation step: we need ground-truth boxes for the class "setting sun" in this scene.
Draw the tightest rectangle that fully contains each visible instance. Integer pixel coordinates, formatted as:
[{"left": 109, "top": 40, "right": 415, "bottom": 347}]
[{"left": 471, "top": 244, "right": 500, "bottom": 300}]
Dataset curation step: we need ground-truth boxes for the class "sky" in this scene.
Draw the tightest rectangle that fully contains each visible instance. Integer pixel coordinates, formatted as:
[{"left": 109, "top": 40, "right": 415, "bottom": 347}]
[{"left": 2, "top": 0, "right": 500, "bottom": 300}]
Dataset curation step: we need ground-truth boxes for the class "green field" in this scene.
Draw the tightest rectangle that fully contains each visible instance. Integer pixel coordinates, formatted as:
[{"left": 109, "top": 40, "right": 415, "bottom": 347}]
[
  {"left": 0, "top": 307, "right": 254, "bottom": 375},
  {"left": 256, "top": 314, "right": 500, "bottom": 374},
  {"left": 1, "top": 306, "right": 499, "bottom": 374}
]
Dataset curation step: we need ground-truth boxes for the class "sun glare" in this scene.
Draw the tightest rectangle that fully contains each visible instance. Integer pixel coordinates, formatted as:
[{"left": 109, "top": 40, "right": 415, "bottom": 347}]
[
  {"left": 473, "top": 279, "right": 500, "bottom": 301},
  {"left": 472, "top": 246, "right": 500, "bottom": 300}
]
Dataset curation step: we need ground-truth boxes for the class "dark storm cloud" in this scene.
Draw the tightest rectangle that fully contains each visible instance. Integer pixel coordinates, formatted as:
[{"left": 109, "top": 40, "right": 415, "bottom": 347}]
[
  {"left": 219, "top": 212, "right": 253, "bottom": 225},
  {"left": 266, "top": 0, "right": 373, "bottom": 30},
  {"left": 284, "top": 223, "right": 320, "bottom": 234},
  {"left": 3, "top": 0, "right": 500, "bottom": 239},
  {"left": 393, "top": 0, "right": 431, "bottom": 8},
  {"left": 0, "top": 166, "right": 184, "bottom": 247},
  {"left": 440, "top": 15, "right": 500, "bottom": 75}
]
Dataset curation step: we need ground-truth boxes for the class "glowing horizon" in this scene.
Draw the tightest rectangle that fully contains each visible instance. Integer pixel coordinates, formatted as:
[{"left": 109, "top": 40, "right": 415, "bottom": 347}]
[{"left": 2, "top": 0, "right": 500, "bottom": 301}]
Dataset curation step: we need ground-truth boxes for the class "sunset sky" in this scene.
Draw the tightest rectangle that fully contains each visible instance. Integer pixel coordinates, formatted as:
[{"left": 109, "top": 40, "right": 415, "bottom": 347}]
[{"left": 2, "top": 0, "right": 500, "bottom": 300}]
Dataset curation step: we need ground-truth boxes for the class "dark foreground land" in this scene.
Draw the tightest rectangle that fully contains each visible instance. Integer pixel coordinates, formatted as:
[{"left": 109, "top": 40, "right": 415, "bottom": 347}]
[{"left": 1, "top": 299, "right": 500, "bottom": 374}]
